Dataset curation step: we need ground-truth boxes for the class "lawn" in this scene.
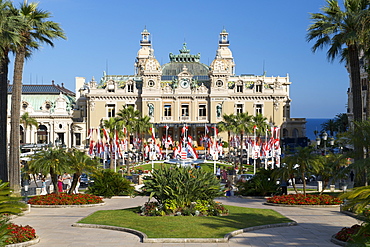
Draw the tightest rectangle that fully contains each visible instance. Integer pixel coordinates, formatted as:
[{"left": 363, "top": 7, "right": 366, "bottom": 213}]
[{"left": 78, "top": 205, "right": 292, "bottom": 238}]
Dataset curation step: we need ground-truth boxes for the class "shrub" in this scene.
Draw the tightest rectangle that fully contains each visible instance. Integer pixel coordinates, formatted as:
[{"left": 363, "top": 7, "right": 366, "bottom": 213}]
[
  {"left": 139, "top": 200, "right": 228, "bottom": 216},
  {"left": 140, "top": 166, "right": 224, "bottom": 208},
  {"left": 267, "top": 194, "right": 343, "bottom": 205},
  {"left": 28, "top": 193, "right": 103, "bottom": 205},
  {"left": 87, "top": 170, "right": 134, "bottom": 198},
  {"left": 236, "top": 169, "right": 279, "bottom": 196}
]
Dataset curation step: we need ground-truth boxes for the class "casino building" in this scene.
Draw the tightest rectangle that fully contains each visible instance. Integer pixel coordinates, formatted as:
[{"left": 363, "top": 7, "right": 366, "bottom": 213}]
[{"left": 74, "top": 28, "right": 307, "bottom": 149}]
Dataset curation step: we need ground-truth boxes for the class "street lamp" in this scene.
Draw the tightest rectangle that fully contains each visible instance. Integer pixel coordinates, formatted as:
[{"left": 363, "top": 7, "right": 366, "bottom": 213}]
[{"left": 316, "top": 131, "right": 334, "bottom": 155}]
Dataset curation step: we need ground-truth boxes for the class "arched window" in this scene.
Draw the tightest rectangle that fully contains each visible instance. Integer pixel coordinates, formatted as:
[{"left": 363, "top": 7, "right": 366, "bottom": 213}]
[
  {"left": 282, "top": 128, "right": 288, "bottom": 138},
  {"left": 293, "top": 128, "right": 299, "bottom": 138},
  {"left": 37, "top": 125, "right": 48, "bottom": 144},
  {"left": 20, "top": 126, "right": 24, "bottom": 144}
]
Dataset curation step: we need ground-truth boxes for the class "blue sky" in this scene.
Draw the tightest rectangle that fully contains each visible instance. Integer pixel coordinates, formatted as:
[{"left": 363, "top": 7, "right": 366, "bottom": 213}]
[{"left": 10, "top": 0, "right": 348, "bottom": 119}]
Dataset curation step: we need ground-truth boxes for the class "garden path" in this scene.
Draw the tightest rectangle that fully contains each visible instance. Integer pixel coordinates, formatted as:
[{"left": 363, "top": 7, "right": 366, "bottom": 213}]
[{"left": 11, "top": 196, "right": 359, "bottom": 247}]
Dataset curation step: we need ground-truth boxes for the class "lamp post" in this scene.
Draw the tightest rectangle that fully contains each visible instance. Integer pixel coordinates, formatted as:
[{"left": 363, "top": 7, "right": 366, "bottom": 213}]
[{"left": 316, "top": 131, "right": 334, "bottom": 155}]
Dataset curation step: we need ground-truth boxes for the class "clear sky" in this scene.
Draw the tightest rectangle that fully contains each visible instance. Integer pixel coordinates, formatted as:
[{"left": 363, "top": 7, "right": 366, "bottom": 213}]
[{"left": 9, "top": 0, "right": 349, "bottom": 119}]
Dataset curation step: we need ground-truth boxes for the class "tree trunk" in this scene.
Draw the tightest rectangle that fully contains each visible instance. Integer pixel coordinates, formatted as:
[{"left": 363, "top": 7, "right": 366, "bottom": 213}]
[
  {"left": 9, "top": 49, "right": 26, "bottom": 195},
  {"left": 239, "top": 133, "right": 243, "bottom": 171},
  {"left": 50, "top": 168, "right": 58, "bottom": 195},
  {"left": 69, "top": 173, "right": 81, "bottom": 194},
  {"left": 348, "top": 45, "right": 362, "bottom": 122},
  {"left": 302, "top": 171, "right": 307, "bottom": 196},
  {"left": 0, "top": 53, "right": 9, "bottom": 182}
]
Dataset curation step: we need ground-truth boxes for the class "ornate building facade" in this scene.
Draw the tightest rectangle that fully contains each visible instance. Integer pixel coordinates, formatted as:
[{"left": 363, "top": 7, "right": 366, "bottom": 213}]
[
  {"left": 7, "top": 82, "right": 77, "bottom": 149},
  {"left": 75, "top": 28, "right": 306, "bottom": 148}
]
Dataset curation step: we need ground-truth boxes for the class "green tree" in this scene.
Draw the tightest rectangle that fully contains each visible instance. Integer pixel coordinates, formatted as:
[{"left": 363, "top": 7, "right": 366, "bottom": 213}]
[
  {"left": 282, "top": 146, "right": 321, "bottom": 195},
  {"left": 9, "top": 1, "right": 66, "bottom": 194},
  {"left": 272, "top": 162, "right": 299, "bottom": 194},
  {"left": 0, "top": 0, "right": 23, "bottom": 182},
  {"left": 116, "top": 105, "right": 141, "bottom": 150},
  {"left": 133, "top": 115, "right": 151, "bottom": 161},
  {"left": 321, "top": 119, "right": 337, "bottom": 137},
  {"left": 334, "top": 113, "right": 349, "bottom": 133},
  {"left": 307, "top": 0, "right": 369, "bottom": 122},
  {"left": 28, "top": 148, "right": 69, "bottom": 194},
  {"left": 233, "top": 112, "right": 253, "bottom": 168},
  {"left": 218, "top": 113, "right": 236, "bottom": 157},
  {"left": 252, "top": 113, "right": 269, "bottom": 137},
  {"left": 66, "top": 149, "right": 99, "bottom": 194},
  {"left": 345, "top": 120, "right": 370, "bottom": 185},
  {"left": 20, "top": 112, "right": 37, "bottom": 143},
  {"left": 316, "top": 153, "right": 348, "bottom": 194}
]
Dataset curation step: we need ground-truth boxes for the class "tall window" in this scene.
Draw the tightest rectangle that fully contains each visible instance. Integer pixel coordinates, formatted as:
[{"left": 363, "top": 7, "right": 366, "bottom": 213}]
[
  {"left": 75, "top": 133, "right": 81, "bottom": 146},
  {"left": 256, "top": 84, "right": 262, "bottom": 93},
  {"left": 181, "top": 104, "right": 189, "bottom": 116},
  {"left": 255, "top": 104, "right": 263, "bottom": 115},
  {"left": 107, "top": 104, "right": 115, "bottom": 118},
  {"left": 236, "top": 104, "right": 243, "bottom": 114},
  {"left": 199, "top": 104, "right": 207, "bottom": 117},
  {"left": 164, "top": 104, "right": 172, "bottom": 116},
  {"left": 236, "top": 84, "right": 243, "bottom": 93},
  {"left": 127, "top": 84, "right": 134, "bottom": 92}
]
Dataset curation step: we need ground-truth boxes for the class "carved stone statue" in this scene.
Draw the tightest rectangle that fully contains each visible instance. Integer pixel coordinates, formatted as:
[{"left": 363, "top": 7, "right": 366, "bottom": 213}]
[
  {"left": 148, "top": 103, "right": 154, "bottom": 117},
  {"left": 216, "top": 104, "right": 222, "bottom": 118}
]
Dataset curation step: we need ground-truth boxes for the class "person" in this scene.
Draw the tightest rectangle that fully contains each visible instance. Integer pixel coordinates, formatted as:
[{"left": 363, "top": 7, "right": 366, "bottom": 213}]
[
  {"left": 224, "top": 181, "right": 233, "bottom": 197},
  {"left": 216, "top": 167, "right": 221, "bottom": 179},
  {"left": 41, "top": 178, "right": 47, "bottom": 195},
  {"left": 280, "top": 180, "right": 288, "bottom": 195},
  {"left": 62, "top": 172, "right": 72, "bottom": 192},
  {"left": 57, "top": 175, "right": 63, "bottom": 193},
  {"left": 74, "top": 175, "right": 81, "bottom": 194}
]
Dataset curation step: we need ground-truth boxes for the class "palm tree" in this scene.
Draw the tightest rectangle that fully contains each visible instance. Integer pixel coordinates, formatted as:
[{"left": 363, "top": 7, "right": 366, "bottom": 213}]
[
  {"left": 28, "top": 148, "right": 69, "bottom": 194},
  {"left": 102, "top": 117, "right": 123, "bottom": 170},
  {"left": 8, "top": 1, "right": 66, "bottom": 194},
  {"left": 116, "top": 105, "right": 140, "bottom": 149},
  {"left": 272, "top": 161, "right": 299, "bottom": 194},
  {"left": 307, "top": 0, "right": 369, "bottom": 122},
  {"left": 316, "top": 153, "right": 348, "bottom": 194},
  {"left": 218, "top": 113, "right": 236, "bottom": 158},
  {"left": 321, "top": 119, "right": 337, "bottom": 137},
  {"left": 134, "top": 115, "right": 151, "bottom": 161},
  {"left": 282, "top": 146, "right": 321, "bottom": 195},
  {"left": 233, "top": 112, "right": 253, "bottom": 168},
  {"left": 345, "top": 120, "right": 370, "bottom": 185},
  {"left": 0, "top": 0, "right": 23, "bottom": 182},
  {"left": 66, "top": 149, "right": 99, "bottom": 194},
  {"left": 334, "top": 113, "right": 349, "bottom": 133},
  {"left": 20, "top": 112, "right": 37, "bottom": 143},
  {"left": 252, "top": 113, "right": 269, "bottom": 138}
]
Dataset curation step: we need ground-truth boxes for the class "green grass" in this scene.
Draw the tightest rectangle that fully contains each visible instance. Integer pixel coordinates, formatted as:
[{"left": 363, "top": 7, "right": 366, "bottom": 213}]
[{"left": 78, "top": 205, "right": 292, "bottom": 238}]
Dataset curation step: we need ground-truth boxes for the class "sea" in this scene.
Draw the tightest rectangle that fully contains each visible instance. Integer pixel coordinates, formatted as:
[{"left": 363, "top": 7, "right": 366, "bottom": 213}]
[{"left": 305, "top": 118, "right": 330, "bottom": 141}]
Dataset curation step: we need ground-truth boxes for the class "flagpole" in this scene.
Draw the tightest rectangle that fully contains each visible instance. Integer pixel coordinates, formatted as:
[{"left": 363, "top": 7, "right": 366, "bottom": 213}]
[
  {"left": 265, "top": 128, "right": 268, "bottom": 170},
  {"left": 165, "top": 125, "right": 169, "bottom": 160},
  {"left": 253, "top": 127, "right": 256, "bottom": 175}
]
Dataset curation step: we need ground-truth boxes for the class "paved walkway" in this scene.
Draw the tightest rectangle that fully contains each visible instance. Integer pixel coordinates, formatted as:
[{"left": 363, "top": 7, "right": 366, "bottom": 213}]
[{"left": 11, "top": 196, "right": 359, "bottom": 247}]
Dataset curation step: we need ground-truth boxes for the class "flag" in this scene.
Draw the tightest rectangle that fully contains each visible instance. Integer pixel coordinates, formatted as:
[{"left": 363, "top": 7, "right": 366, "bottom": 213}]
[
  {"left": 182, "top": 125, "right": 188, "bottom": 134},
  {"left": 150, "top": 127, "right": 156, "bottom": 143},
  {"left": 205, "top": 125, "right": 209, "bottom": 134}
]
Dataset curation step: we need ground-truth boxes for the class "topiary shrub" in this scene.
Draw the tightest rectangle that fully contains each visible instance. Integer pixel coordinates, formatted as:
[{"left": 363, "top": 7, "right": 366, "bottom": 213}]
[
  {"left": 87, "top": 170, "right": 134, "bottom": 198},
  {"left": 139, "top": 166, "right": 225, "bottom": 215}
]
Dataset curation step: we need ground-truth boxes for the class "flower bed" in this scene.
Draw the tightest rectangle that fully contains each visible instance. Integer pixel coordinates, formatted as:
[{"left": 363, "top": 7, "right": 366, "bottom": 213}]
[
  {"left": 28, "top": 193, "right": 103, "bottom": 205},
  {"left": 266, "top": 194, "right": 343, "bottom": 205},
  {"left": 5, "top": 223, "right": 36, "bottom": 245},
  {"left": 335, "top": 224, "right": 361, "bottom": 242}
]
